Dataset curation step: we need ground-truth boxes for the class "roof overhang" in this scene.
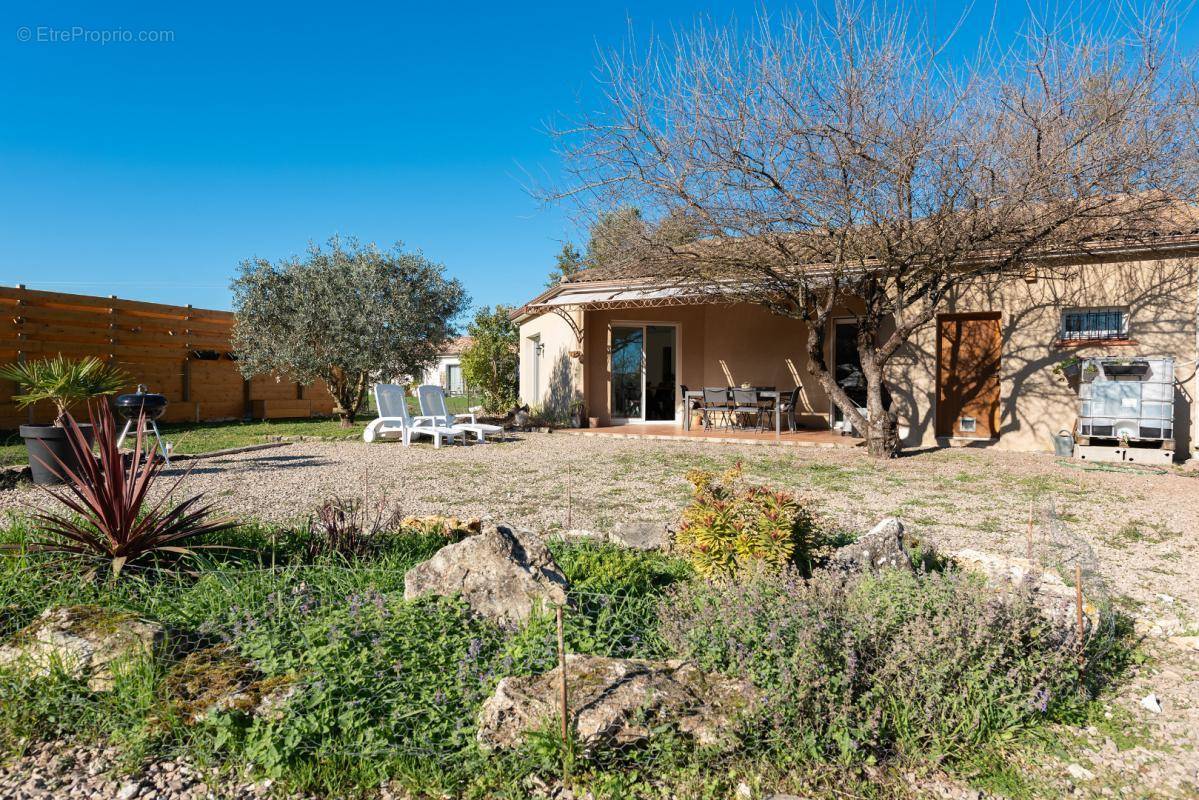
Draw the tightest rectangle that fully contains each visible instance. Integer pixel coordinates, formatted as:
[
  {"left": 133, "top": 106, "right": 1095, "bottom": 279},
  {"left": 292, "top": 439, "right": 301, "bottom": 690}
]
[{"left": 510, "top": 280, "right": 724, "bottom": 322}]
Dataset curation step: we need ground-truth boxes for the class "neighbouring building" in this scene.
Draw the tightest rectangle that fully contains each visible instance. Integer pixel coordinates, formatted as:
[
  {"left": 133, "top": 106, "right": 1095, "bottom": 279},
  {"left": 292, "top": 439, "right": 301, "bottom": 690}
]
[
  {"left": 418, "top": 336, "right": 473, "bottom": 396},
  {"left": 511, "top": 232, "right": 1199, "bottom": 460}
]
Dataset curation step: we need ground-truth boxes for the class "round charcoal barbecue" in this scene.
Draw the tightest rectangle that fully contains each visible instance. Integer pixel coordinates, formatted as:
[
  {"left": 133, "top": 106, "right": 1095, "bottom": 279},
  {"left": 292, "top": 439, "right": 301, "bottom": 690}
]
[{"left": 114, "top": 385, "right": 172, "bottom": 465}]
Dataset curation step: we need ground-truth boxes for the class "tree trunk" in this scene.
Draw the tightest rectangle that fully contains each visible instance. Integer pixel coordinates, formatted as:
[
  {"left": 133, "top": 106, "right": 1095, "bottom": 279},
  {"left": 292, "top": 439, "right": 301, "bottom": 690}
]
[
  {"left": 802, "top": 316, "right": 899, "bottom": 458},
  {"left": 327, "top": 369, "right": 368, "bottom": 428},
  {"left": 859, "top": 357, "right": 899, "bottom": 458},
  {"left": 802, "top": 318, "right": 873, "bottom": 444}
]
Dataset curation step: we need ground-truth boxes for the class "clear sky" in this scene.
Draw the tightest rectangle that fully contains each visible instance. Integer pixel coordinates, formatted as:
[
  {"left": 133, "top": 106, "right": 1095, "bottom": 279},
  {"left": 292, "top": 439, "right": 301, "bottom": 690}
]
[{"left": 2, "top": 2, "right": 1195, "bottom": 318}]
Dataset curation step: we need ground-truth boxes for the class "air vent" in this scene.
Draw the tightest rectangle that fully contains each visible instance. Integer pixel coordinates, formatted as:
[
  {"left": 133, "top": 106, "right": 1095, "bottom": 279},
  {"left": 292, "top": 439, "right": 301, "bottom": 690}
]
[{"left": 959, "top": 417, "right": 977, "bottom": 433}]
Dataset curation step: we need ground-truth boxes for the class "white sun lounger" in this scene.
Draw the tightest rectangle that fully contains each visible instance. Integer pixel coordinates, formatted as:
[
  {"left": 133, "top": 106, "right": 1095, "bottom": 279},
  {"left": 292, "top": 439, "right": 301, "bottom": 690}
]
[
  {"left": 416, "top": 384, "right": 506, "bottom": 443},
  {"left": 363, "top": 383, "right": 466, "bottom": 448}
]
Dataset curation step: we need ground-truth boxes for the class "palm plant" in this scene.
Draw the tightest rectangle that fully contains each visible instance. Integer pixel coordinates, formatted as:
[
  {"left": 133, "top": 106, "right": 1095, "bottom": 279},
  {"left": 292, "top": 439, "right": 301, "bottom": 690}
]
[
  {"left": 12, "top": 400, "right": 236, "bottom": 577},
  {"left": 0, "top": 355, "right": 129, "bottom": 424}
]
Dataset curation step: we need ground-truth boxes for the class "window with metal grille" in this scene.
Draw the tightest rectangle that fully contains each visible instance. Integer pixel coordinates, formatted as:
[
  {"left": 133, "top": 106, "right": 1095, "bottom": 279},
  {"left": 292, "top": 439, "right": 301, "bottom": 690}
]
[{"left": 1060, "top": 308, "right": 1129, "bottom": 342}]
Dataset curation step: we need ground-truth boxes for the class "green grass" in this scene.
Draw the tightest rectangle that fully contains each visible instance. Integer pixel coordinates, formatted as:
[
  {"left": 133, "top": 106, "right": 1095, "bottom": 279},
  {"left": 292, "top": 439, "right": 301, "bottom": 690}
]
[{"left": 0, "top": 395, "right": 481, "bottom": 465}]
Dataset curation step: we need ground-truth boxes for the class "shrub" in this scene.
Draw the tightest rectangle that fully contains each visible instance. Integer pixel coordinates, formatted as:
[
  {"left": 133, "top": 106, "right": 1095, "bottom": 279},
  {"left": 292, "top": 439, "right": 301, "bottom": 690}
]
[
  {"left": 305, "top": 496, "right": 404, "bottom": 560},
  {"left": 11, "top": 402, "right": 235, "bottom": 578},
  {"left": 658, "top": 567, "right": 1114, "bottom": 765},
  {"left": 674, "top": 463, "right": 825, "bottom": 579}
]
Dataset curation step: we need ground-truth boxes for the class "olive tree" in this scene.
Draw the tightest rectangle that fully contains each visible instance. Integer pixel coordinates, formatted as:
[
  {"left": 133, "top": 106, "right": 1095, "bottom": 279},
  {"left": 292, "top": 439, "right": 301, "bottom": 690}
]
[
  {"left": 232, "top": 237, "right": 467, "bottom": 426},
  {"left": 551, "top": 3, "right": 1199, "bottom": 456}
]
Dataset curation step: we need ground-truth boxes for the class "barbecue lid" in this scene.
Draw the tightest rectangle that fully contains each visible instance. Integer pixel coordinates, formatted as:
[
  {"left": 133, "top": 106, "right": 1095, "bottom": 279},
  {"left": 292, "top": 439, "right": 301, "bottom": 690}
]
[{"left": 116, "top": 384, "right": 168, "bottom": 407}]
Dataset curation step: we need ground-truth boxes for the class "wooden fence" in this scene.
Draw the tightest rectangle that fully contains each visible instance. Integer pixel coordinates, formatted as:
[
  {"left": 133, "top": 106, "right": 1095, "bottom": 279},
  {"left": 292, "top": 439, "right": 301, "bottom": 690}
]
[{"left": 0, "top": 286, "right": 334, "bottom": 428}]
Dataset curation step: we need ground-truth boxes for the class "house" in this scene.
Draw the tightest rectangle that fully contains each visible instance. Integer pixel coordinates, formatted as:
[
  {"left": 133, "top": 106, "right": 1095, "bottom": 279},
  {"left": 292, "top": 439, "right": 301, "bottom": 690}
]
[
  {"left": 418, "top": 336, "right": 472, "bottom": 395},
  {"left": 511, "top": 233, "right": 1199, "bottom": 459}
]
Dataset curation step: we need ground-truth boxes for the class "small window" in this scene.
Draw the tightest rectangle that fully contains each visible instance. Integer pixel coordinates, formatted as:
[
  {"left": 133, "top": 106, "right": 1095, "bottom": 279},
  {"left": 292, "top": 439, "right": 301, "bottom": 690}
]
[
  {"left": 959, "top": 417, "right": 977, "bottom": 433},
  {"left": 1060, "top": 308, "right": 1129, "bottom": 342}
]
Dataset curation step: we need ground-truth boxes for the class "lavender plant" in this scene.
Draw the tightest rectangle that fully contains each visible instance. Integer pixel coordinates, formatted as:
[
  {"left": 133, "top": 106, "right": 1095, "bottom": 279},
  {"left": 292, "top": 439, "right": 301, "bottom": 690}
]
[{"left": 658, "top": 566, "right": 1103, "bottom": 765}]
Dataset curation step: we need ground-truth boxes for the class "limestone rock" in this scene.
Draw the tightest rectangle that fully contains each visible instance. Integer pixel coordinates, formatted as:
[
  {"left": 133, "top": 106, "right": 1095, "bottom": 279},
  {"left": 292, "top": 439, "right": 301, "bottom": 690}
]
[
  {"left": 608, "top": 521, "right": 670, "bottom": 551},
  {"left": 0, "top": 605, "right": 165, "bottom": 692},
  {"left": 404, "top": 522, "right": 569, "bottom": 624},
  {"left": 477, "top": 654, "right": 755, "bottom": 752},
  {"left": 164, "top": 644, "right": 297, "bottom": 724},
  {"left": 832, "top": 517, "right": 913, "bottom": 572},
  {"left": 950, "top": 548, "right": 1097, "bottom": 633}
]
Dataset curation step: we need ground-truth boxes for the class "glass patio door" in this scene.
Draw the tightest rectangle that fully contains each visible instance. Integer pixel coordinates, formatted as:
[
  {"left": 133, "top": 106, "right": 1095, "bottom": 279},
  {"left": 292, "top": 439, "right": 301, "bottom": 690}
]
[{"left": 611, "top": 326, "right": 644, "bottom": 420}]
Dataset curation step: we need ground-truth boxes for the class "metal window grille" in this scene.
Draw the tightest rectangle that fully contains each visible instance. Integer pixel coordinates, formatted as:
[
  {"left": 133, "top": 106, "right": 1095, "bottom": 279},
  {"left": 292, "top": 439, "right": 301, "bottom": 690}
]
[{"left": 1060, "top": 308, "right": 1128, "bottom": 341}]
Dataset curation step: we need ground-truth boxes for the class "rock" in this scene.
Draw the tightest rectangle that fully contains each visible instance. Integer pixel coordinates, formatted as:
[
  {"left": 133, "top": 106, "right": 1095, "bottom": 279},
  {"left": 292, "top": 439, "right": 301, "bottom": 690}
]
[
  {"left": 400, "top": 515, "right": 481, "bottom": 538},
  {"left": 404, "top": 522, "right": 569, "bottom": 624},
  {"left": 1066, "top": 763, "right": 1095, "bottom": 782},
  {"left": 950, "top": 548, "right": 1097, "bottom": 634},
  {"left": 0, "top": 606, "right": 166, "bottom": 692},
  {"left": 1168, "top": 635, "right": 1199, "bottom": 652},
  {"left": 1142, "top": 616, "right": 1184, "bottom": 638},
  {"left": 544, "top": 528, "right": 606, "bottom": 545},
  {"left": 832, "top": 517, "right": 913, "bottom": 572},
  {"left": 608, "top": 521, "right": 670, "bottom": 551},
  {"left": 164, "top": 644, "right": 298, "bottom": 724},
  {"left": 115, "top": 780, "right": 143, "bottom": 800},
  {"left": 476, "top": 654, "right": 755, "bottom": 752},
  {"left": 1140, "top": 693, "right": 1163, "bottom": 713}
]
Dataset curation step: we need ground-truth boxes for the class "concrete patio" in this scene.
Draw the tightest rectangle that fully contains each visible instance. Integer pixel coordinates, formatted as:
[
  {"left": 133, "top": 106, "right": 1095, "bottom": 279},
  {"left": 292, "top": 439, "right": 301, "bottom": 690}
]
[{"left": 560, "top": 423, "right": 861, "bottom": 448}]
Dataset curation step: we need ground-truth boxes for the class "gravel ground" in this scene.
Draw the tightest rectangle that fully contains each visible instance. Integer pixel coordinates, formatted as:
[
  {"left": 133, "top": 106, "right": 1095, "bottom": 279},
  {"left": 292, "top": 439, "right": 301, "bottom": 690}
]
[{"left": 2, "top": 431, "right": 1197, "bottom": 797}]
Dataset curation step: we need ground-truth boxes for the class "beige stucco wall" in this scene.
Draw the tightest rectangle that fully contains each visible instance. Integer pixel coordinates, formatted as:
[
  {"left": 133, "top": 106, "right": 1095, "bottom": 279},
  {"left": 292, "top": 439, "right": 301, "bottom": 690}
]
[
  {"left": 894, "top": 256, "right": 1197, "bottom": 458},
  {"left": 518, "top": 256, "right": 1197, "bottom": 457},
  {"left": 579, "top": 303, "right": 844, "bottom": 427},
  {"left": 517, "top": 309, "right": 582, "bottom": 413}
]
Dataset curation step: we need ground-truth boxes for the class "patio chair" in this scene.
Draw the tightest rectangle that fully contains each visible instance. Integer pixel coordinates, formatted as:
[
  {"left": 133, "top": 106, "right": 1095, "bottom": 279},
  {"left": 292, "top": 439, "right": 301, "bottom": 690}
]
[
  {"left": 780, "top": 386, "right": 803, "bottom": 431},
  {"left": 416, "top": 384, "right": 506, "bottom": 443},
  {"left": 732, "top": 387, "right": 767, "bottom": 431},
  {"left": 700, "top": 387, "right": 731, "bottom": 430},
  {"left": 362, "top": 383, "right": 466, "bottom": 448}
]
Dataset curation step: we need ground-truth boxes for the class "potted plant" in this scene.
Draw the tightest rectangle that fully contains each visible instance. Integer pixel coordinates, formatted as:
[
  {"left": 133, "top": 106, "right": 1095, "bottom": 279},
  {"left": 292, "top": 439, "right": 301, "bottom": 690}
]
[
  {"left": 0, "top": 355, "right": 129, "bottom": 485},
  {"left": 569, "top": 399, "right": 585, "bottom": 428}
]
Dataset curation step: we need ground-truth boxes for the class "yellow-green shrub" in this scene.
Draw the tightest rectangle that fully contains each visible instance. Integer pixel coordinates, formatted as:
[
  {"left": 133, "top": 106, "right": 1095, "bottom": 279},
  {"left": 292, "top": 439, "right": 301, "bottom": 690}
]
[{"left": 674, "top": 463, "right": 824, "bottom": 579}]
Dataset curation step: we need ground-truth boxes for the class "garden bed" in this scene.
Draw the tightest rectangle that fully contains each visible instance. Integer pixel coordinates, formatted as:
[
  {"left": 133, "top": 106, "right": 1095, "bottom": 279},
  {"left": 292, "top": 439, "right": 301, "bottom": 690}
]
[{"left": 0, "top": 502, "right": 1142, "bottom": 799}]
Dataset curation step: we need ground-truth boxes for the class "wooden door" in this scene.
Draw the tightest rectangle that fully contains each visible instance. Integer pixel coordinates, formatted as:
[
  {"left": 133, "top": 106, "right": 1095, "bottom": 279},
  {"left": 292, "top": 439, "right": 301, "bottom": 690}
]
[{"left": 936, "top": 313, "right": 1001, "bottom": 439}]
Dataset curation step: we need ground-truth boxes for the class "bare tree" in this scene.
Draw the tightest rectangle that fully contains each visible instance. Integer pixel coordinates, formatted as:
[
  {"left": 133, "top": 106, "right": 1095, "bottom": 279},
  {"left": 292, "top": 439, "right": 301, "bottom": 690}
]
[{"left": 550, "top": 2, "right": 1199, "bottom": 456}]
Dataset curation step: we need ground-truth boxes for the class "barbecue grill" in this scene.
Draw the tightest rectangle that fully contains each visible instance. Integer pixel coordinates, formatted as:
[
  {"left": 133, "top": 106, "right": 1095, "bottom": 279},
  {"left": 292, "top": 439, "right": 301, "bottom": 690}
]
[{"left": 114, "top": 384, "right": 172, "bottom": 465}]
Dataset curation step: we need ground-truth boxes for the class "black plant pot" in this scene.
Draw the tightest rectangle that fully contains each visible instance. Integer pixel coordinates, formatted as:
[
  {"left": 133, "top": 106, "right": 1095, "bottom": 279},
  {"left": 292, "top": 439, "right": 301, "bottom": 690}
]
[{"left": 19, "top": 424, "right": 94, "bottom": 486}]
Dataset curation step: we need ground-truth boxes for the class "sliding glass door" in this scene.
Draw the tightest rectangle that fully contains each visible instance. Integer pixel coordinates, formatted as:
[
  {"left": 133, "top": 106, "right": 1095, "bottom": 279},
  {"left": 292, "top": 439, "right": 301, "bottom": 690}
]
[
  {"left": 611, "top": 326, "right": 644, "bottom": 420},
  {"left": 610, "top": 324, "right": 677, "bottom": 422}
]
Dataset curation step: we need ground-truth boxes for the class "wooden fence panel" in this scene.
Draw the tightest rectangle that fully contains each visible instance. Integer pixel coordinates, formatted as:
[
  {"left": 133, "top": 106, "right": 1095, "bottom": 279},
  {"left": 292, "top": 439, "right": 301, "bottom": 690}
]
[{"left": 0, "top": 287, "right": 330, "bottom": 428}]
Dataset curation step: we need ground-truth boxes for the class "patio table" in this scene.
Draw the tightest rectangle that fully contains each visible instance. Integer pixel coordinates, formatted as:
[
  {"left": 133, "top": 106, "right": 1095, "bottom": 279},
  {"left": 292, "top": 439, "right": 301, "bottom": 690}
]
[{"left": 684, "top": 389, "right": 781, "bottom": 437}]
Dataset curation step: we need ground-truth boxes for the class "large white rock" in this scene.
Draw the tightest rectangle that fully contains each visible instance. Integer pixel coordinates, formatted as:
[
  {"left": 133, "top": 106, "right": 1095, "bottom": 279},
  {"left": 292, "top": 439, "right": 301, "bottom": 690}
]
[
  {"left": 951, "top": 548, "right": 1097, "bottom": 634},
  {"left": 477, "top": 654, "right": 755, "bottom": 752},
  {"left": 0, "top": 605, "right": 166, "bottom": 692},
  {"left": 404, "top": 522, "right": 569, "bottom": 624},
  {"left": 832, "top": 517, "right": 913, "bottom": 572}
]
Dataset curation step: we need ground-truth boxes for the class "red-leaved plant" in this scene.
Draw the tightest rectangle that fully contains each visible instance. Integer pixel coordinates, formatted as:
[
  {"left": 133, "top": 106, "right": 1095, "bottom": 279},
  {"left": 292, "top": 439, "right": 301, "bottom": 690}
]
[{"left": 15, "top": 400, "right": 236, "bottom": 577}]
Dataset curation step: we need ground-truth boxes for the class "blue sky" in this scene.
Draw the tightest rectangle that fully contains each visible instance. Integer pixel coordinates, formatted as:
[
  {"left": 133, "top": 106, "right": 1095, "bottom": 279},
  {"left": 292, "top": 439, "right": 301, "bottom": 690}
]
[{"left": 2, "top": 1, "right": 1194, "bottom": 318}]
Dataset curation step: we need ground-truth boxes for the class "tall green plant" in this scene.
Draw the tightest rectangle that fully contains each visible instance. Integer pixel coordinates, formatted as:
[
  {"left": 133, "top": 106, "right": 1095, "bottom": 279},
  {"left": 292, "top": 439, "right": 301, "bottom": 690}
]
[
  {"left": 459, "top": 305, "right": 518, "bottom": 413},
  {"left": 0, "top": 355, "right": 128, "bottom": 424}
]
